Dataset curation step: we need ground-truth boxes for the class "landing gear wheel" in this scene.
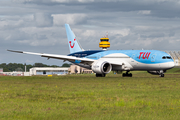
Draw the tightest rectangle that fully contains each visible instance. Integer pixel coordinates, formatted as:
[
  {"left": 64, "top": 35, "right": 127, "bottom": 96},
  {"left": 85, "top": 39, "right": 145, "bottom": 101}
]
[
  {"left": 129, "top": 73, "right": 132, "bottom": 77},
  {"left": 122, "top": 72, "right": 132, "bottom": 77},
  {"left": 96, "top": 73, "right": 106, "bottom": 77},
  {"left": 101, "top": 73, "right": 106, "bottom": 77},
  {"left": 96, "top": 74, "right": 100, "bottom": 77}
]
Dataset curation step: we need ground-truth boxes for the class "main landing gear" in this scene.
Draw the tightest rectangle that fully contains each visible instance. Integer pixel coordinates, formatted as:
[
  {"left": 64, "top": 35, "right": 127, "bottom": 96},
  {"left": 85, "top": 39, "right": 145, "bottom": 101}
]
[
  {"left": 96, "top": 73, "right": 106, "bottom": 77},
  {"left": 122, "top": 71, "right": 132, "bottom": 77}
]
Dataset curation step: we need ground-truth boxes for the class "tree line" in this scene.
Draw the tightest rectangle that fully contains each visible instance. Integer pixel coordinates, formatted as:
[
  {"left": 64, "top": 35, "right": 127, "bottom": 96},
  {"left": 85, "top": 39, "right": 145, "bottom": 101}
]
[{"left": 0, "top": 63, "right": 71, "bottom": 72}]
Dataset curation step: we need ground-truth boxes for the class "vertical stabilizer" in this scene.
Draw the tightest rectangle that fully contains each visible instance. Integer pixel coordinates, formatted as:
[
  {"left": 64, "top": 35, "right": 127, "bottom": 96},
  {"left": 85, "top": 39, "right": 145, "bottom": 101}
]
[{"left": 65, "top": 24, "right": 83, "bottom": 53}]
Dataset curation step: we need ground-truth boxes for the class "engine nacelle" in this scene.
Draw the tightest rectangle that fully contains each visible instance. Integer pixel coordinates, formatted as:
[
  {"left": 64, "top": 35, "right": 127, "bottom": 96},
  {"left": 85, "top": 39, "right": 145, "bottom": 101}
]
[
  {"left": 92, "top": 60, "right": 112, "bottom": 74},
  {"left": 147, "top": 70, "right": 166, "bottom": 75},
  {"left": 147, "top": 71, "right": 160, "bottom": 75}
]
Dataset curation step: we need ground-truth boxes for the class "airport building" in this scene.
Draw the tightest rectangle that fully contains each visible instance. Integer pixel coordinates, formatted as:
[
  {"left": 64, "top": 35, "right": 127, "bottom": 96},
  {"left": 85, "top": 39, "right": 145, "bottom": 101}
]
[
  {"left": 29, "top": 67, "right": 69, "bottom": 76},
  {"left": 29, "top": 66, "right": 93, "bottom": 75},
  {"left": 0, "top": 66, "right": 93, "bottom": 76},
  {"left": 68, "top": 65, "right": 93, "bottom": 74},
  {"left": 0, "top": 68, "right": 3, "bottom": 72},
  {"left": 0, "top": 72, "right": 30, "bottom": 76}
]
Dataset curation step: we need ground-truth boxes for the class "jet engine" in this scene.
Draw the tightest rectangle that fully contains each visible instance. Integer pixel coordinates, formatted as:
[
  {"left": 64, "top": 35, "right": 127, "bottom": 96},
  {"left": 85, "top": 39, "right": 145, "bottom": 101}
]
[
  {"left": 147, "top": 70, "right": 166, "bottom": 75},
  {"left": 92, "top": 60, "right": 112, "bottom": 74}
]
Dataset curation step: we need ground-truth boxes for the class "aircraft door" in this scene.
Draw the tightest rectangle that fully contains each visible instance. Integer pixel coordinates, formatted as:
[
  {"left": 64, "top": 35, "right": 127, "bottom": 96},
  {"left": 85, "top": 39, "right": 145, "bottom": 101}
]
[
  {"left": 131, "top": 54, "right": 138, "bottom": 68},
  {"left": 131, "top": 54, "right": 135, "bottom": 62},
  {"left": 151, "top": 54, "right": 156, "bottom": 62}
]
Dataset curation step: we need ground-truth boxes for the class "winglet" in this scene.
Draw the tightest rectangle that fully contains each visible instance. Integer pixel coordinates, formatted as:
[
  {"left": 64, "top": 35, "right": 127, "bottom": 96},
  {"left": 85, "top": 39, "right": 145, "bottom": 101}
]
[{"left": 7, "top": 49, "right": 23, "bottom": 53}]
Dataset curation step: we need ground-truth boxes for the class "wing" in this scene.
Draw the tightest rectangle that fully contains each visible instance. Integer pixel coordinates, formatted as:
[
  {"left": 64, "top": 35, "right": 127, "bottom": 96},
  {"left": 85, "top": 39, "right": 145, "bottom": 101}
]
[{"left": 7, "top": 49, "right": 95, "bottom": 65}]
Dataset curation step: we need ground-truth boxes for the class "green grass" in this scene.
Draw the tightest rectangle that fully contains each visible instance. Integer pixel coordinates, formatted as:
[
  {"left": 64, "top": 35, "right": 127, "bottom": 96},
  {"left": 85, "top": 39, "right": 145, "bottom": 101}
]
[{"left": 0, "top": 69, "right": 180, "bottom": 120}]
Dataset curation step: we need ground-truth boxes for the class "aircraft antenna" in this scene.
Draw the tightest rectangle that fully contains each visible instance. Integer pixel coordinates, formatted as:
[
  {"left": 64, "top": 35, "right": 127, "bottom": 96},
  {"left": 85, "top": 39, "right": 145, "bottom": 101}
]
[{"left": 106, "top": 31, "right": 108, "bottom": 38}]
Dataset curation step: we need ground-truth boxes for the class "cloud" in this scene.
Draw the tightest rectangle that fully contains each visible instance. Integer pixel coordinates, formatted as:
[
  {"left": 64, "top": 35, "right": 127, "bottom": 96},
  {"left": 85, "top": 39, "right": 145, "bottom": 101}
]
[
  {"left": 148, "top": 33, "right": 165, "bottom": 38},
  {"left": 52, "top": 0, "right": 95, "bottom": 3},
  {"left": 138, "top": 10, "right": 151, "bottom": 15},
  {"left": 52, "top": 14, "right": 87, "bottom": 25},
  {"left": 169, "top": 31, "right": 175, "bottom": 37},
  {"left": 1, "top": 0, "right": 180, "bottom": 65},
  {"left": 34, "top": 13, "right": 53, "bottom": 27},
  {"left": 0, "top": 15, "right": 34, "bottom": 30},
  {"left": 17, "top": 26, "right": 67, "bottom": 46}
]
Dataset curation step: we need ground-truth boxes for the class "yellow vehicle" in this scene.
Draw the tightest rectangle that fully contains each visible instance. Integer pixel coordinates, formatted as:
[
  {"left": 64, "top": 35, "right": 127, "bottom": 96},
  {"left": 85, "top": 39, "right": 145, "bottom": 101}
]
[{"left": 99, "top": 38, "right": 110, "bottom": 50}]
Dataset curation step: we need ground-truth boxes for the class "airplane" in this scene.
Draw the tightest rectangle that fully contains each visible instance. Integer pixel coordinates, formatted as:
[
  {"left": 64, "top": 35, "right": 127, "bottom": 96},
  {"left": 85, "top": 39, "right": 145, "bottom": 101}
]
[{"left": 8, "top": 24, "right": 175, "bottom": 77}]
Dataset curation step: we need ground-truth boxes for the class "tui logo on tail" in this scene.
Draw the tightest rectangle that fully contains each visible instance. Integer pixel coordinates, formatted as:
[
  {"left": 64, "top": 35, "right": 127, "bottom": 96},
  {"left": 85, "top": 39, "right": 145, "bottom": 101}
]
[
  {"left": 65, "top": 24, "right": 83, "bottom": 53},
  {"left": 69, "top": 39, "right": 76, "bottom": 48}
]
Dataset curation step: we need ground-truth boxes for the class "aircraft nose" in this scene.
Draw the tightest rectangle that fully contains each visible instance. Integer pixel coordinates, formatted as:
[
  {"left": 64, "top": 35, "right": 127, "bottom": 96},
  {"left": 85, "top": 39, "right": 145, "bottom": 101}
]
[{"left": 169, "top": 61, "right": 175, "bottom": 68}]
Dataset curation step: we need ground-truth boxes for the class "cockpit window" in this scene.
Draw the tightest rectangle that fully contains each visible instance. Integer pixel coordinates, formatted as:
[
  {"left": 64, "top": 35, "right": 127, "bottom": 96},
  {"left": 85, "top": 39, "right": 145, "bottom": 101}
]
[
  {"left": 162, "top": 56, "right": 172, "bottom": 59},
  {"left": 162, "top": 56, "right": 166, "bottom": 59},
  {"left": 167, "top": 56, "right": 172, "bottom": 59}
]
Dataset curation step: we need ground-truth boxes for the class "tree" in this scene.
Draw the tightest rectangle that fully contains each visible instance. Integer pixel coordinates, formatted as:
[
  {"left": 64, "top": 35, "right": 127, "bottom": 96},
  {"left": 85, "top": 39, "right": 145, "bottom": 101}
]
[
  {"left": 26, "top": 65, "right": 33, "bottom": 72},
  {"left": 3, "top": 68, "right": 10, "bottom": 72},
  {"left": 34, "top": 63, "right": 46, "bottom": 67},
  {"left": 61, "top": 63, "right": 71, "bottom": 67},
  {"left": 51, "top": 65, "right": 59, "bottom": 67},
  {"left": 15, "top": 68, "right": 23, "bottom": 72},
  {"left": 0, "top": 63, "right": 61, "bottom": 72}
]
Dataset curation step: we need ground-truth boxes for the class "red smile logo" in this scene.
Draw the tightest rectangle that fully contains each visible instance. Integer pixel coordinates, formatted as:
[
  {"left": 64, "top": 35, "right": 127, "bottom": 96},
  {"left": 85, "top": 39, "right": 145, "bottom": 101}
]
[{"left": 69, "top": 39, "right": 76, "bottom": 48}]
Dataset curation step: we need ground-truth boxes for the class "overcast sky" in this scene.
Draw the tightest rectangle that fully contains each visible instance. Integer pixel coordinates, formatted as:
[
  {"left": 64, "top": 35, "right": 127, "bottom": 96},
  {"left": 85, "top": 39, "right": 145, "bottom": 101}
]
[{"left": 1, "top": 0, "right": 180, "bottom": 66}]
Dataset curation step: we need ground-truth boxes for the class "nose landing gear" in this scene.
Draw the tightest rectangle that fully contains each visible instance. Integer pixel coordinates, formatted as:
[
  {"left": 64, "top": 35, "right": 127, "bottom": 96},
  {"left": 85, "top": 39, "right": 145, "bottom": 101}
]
[
  {"left": 159, "top": 70, "right": 165, "bottom": 77},
  {"left": 160, "top": 73, "right": 164, "bottom": 77},
  {"left": 147, "top": 70, "right": 165, "bottom": 77}
]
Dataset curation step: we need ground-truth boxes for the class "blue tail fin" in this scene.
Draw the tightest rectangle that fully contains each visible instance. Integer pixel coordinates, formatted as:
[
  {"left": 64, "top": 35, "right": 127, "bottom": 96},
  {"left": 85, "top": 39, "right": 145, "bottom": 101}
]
[{"left": 65, "top": 24, "right": 83, "bottom": 54}]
